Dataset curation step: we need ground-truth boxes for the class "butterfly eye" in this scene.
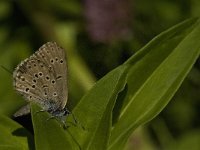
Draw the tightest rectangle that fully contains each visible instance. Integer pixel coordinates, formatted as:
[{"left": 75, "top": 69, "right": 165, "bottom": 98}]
[
  {"left": 60, "top": 59, "right": 63, "bottom": 64},
  {"left": 32, "top": 85, "right": 36, "bottom": 88}
]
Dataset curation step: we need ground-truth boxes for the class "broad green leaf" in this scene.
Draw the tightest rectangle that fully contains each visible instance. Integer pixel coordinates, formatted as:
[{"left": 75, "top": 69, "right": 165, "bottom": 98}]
[
  {"left": 68, "top": 65, "right": 129, "bottom": 150},
  {"left": 0, "top": 114, "right": 34, "bottom": 150},
  {"left": 31, "top": 103, "right": 80, "bottom": 150},
  {"left": 109, "top": 18, "right": 200, "bottom": 149}
]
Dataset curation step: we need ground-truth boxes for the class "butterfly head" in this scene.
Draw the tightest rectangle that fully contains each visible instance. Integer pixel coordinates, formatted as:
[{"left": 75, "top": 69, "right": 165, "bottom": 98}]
[{"left": 49, "top": 107, "right": 70, "bottom": 127}]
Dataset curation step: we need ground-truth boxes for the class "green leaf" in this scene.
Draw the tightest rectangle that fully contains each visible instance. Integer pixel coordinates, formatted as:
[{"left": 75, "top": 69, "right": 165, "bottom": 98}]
[
  {"left": 0, "top": 114, "right": 34, "bottom": 150},
  {"left": 31, "top": 103, "right": 80, "bottom": 150},
  {"left": 68, "top": 65, "right": 129, "bottom": 150},
  {"left": 109, "top": 18, "right": 200, "bottom": 149}
]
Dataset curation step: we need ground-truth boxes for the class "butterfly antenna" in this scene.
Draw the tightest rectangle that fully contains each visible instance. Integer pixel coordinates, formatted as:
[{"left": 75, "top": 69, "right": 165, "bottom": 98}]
[{"left": 0, "top": 65, "right": 12, "bottom": 75}]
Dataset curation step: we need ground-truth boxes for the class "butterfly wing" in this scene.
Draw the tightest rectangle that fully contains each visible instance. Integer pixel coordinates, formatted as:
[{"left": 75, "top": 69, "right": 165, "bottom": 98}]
[
  {"left": 14, "top": 104, "right": 31, "bottom": 117},
  {"left": 13, "top": 42, "right": 68, "bottom": 112}
]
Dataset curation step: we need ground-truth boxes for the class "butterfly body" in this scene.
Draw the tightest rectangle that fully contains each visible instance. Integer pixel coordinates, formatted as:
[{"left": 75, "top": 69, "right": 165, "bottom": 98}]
[{"left": 13, "top": 42, "right": 69, "bottom": 121}]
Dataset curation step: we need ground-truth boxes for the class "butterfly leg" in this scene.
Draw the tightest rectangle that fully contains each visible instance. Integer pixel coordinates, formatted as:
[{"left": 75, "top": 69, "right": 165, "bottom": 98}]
[{"left": 46, "top": 115, "right": 55, "bottom": 121}]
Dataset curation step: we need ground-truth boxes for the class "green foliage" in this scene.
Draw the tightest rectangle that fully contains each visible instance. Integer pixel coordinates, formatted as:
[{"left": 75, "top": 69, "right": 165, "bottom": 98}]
[
  {"left": 0, "top": 114, "right": 34, "bottom": 150},
  {"left": 1, "top": 18, "right": 200, "bottom": 149}
]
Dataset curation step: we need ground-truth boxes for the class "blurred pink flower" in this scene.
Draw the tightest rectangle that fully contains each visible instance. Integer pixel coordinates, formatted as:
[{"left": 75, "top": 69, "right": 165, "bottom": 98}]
[{"left": 84, "top": 0, "right": 131, "bottom": 43}]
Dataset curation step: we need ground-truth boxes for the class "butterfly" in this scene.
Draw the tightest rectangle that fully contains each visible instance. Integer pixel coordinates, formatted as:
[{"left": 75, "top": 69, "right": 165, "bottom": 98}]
[{"left": 13, "top": 42, "right": 70, "bottom": 123}]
